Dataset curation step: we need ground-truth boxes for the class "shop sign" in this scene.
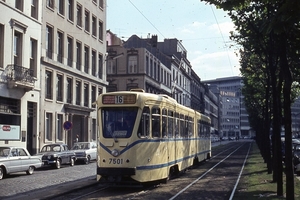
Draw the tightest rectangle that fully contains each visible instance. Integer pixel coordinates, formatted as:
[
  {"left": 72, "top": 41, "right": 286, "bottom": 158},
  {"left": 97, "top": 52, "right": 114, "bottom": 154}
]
[{"left": 0, "top": 124, "right": 20, "bottom": 140}]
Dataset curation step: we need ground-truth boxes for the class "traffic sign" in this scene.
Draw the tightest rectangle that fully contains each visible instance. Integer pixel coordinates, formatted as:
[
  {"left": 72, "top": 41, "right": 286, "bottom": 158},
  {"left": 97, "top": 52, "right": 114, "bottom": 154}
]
[{"left": 63, "top": 121, "right": 73, "bottom": 130}]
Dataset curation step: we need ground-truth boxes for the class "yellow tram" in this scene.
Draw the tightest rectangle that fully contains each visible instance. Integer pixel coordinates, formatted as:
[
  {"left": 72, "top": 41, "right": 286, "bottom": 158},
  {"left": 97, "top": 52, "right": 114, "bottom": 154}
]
[{"left": 96, "top": 89, "right": 211, "bottom": 184}]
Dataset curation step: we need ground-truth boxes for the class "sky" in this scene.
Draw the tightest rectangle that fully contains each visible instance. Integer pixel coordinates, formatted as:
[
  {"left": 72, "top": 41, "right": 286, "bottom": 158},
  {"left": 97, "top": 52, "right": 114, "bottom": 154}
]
[{"left": 106, "top": 0, "right": 241, "bottom": 81}]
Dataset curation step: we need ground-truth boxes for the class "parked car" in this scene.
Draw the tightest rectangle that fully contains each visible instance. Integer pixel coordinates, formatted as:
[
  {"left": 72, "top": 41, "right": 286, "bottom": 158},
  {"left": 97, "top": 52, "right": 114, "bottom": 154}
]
[
  {"left": 71, "top": 142, "right": 97, "bottom": 164},
  {"left": 293, "top": 143, "right": 300, "bottom": 175},
  {"left": 0, "top": 146, "right": 42, "bottom": 180},
  {"left": 36, "top": 143, "right": 76, "bottom": 169}
]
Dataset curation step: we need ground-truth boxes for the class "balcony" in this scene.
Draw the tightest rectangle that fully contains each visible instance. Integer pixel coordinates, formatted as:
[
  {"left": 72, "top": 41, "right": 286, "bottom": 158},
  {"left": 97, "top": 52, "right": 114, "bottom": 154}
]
[{"left": 4, "top": 64, "right": 36, "bottom": 90}]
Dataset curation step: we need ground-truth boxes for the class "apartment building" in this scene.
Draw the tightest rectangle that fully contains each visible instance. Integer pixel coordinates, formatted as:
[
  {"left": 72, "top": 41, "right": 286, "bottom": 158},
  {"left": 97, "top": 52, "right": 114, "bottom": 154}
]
[
  {"left": 39, "top": 0, "right": 107, "bottom": 150},
  {"left": 0, "top": 0, "right": 42, "bottom": 154},
  {"left": 106, "top": 33, "right": 172, "bottom": 95},
  {"left": 203, "top": 76, "right": 252, "bottom": 139}
]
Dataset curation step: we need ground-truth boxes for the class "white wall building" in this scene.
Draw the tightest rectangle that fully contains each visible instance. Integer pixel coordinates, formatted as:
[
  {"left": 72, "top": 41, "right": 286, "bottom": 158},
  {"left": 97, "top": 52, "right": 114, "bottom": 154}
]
[{"left": 0, "top": 0, "right": 42, "bottom": 154}]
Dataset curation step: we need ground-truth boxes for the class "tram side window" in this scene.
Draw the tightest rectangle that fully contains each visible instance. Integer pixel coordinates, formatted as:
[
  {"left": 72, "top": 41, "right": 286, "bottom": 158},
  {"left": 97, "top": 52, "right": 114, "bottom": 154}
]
[
  {"left": 203, "top": 124, "right": 209, "bottom": 138},
  {"left": 138, "top": 107, "right": 150, "bottom": 138},
  {"left": 152, "top": 107, "right": 160, "bottom": 138},
  {"left": 175, "top": 113, "right": 179, "bottom": 137},
  {"left": 184, "top": 116, "right": 189, "bottom": 138},
  {"left": 199, "top": 121, "right": 205, "bottom": 138},
  {"left": 197, "top": 121, "right": 201, "bottom": 137},
  {"left": 179, "top": 114, "right": 184, "bottom": 138},
  {"left": 162, "top": 109, "right": 167, "bottom": 138},
  {"left": 188, "top": 116, "right": 194, "bottom": 137},
  {"left": 168, "top": 110, "right": 174, "bottom": 138}
]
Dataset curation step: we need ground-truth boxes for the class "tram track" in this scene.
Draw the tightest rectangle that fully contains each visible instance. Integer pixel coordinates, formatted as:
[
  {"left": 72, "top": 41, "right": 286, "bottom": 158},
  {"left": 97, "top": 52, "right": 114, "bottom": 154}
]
[
  {"left": 169, "top": 142, "right": 252, "bottom": 200},
  {"left": 50, "top": 141, "right": 252, "bottom": 200}
]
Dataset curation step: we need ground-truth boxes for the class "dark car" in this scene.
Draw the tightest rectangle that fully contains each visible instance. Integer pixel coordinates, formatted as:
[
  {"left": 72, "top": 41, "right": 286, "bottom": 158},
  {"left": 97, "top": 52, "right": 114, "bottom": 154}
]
[
  {"left": 293, "top": 143, "right": 300, "bottom": 175},
  {"left": 36, "top": 143, "right": 76, "bottom": 169}
]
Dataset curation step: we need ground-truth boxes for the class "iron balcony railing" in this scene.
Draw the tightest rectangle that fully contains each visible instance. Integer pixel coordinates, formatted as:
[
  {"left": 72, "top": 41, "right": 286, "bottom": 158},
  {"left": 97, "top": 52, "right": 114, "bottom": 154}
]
[{"left": 5, "top": 64, "right": 36, "bottom": 85}]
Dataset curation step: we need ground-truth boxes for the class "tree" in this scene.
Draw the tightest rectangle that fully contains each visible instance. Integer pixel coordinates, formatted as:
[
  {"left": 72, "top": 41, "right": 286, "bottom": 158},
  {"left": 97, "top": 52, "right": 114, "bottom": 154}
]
[{"left": 200, "top": 0, "right": 300, "bottom": 199}]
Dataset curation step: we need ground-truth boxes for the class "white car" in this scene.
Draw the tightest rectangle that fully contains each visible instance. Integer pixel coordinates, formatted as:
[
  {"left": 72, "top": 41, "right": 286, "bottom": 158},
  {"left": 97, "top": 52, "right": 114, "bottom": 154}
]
[
  {"left": 0, "top": 146, "right": 42, "bottom": 179},
  {"left": 71, "top": 142, "right": 97, "bottom": 164}
]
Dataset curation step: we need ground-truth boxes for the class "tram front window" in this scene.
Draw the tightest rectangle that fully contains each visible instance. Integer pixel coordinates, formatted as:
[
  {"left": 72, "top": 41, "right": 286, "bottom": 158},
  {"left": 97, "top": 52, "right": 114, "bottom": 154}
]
[{"left": 102, "top": 107, "right": 138, "bottom": 138}]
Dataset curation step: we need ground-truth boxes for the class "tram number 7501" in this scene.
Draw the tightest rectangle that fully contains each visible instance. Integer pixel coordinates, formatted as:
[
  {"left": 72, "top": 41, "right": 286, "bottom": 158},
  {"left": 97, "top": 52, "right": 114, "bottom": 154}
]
[{"left": 109, "top": 158, "right": 123, "bottom": 164}]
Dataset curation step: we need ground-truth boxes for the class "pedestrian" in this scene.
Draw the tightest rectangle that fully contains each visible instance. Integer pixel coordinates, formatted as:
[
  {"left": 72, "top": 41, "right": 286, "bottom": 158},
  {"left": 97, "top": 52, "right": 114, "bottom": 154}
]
[{"left": 75, "top": 134, "right": 79, "bottom": 143}]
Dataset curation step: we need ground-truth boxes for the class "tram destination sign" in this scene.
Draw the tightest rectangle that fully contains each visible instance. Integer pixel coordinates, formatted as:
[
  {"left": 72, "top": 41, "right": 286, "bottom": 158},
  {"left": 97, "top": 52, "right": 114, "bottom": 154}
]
[{"left": 103, "top": 94, "right": 136, "bottom": 104}]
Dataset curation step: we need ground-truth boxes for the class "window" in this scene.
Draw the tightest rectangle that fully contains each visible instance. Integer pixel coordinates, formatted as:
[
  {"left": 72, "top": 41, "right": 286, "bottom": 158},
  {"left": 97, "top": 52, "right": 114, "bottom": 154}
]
[
  {"left": 146, "top": 56, "right": 149, "bottom": 75},
  {"left": 107, "top": 59, "right": 116, "bottom": 74},
  {"left": 98, "top": 20, "right": 103, "bottom": 41},
  {"left": 152, "top": 107, "right": 160, "bottom": 138},
  {"left": 13, "top": 31, "right": 22, "bottom": 65},
  {"left": 0, "top": 24, "right": 4, "bottom": 68},
  {"left": 57, "top": 31, "right": 63, "bottom": 63},
  {"left": 98, "top": 87, "right": 102, "bottom": 95},
  {"left": 138, "top": 107, "right": 150, "bottom": 138},
  {"left": 56, "top": 74, "right": 63, "bottom": 101},
  {"left": 46, "top": 113, "right": 53, "bottom": 141},
  {"left": 46, "top": 25, "right": 53, "bottom": 59},
  {"left": 67, "top": 36, "right": 73, "bottom": 67},
  {"left": 84, "top": 83, "right": 89, "bottom": 107},
  {"left": 98, "top": 54, "right": 103, "bottom": 79},
  {"left": 30, "top": 38, "right": 37, "bottom": 77},
  {"left": 99, "top": 0, "right": 103, "bottom": 9},
  {"left": 58, "top": 0, "right": 65, "bottom": 15},
  {"left": 57, "top": 114, "right": 63, "bottom": 141},
  {"left": 45, "top": 70, "right": 52, "bottom": 99},
  {"left": 76, "top": 41, "right": 81, "bottom": 70},
  {"left": 66, "top": 77, "right": 72, "bottom": 103},
  {"left": 15, "top": 0, "right": 23, "bottom": 11},
  {"left": 91, "top": 86, "right": 96, "bottom": 108},
  {"left": 128, "top": 55, "right": 137, "bottom": 73},
  {"left": 76, "top": 4, "right": 82, "bottom": 27},
  {"left": 92, "top": 50, "right": 96, "bottom": 76},
  {"left": 47, "top": 0, "right": 54, "bottom": 9},
  {"left": 84, "top": 46, "right": 89, "bottom": 73},
  {"left": 92, "top": 16, "right": 97, "bottom": 37},
  {"left": 76, "top": 80, "right": 81, "bottom": 105},
  {"left": 84, "top": 10, "right": 90, "bottom": 32},
  {"left": 31, "top": 0, "right": 38, "bottom": 19},
  {"left": 68, "top": 0, "right": 74, "bottom": 21}
]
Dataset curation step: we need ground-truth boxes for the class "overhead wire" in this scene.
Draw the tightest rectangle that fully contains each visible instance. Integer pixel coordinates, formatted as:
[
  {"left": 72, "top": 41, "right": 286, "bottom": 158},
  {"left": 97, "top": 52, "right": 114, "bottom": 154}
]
[
  {"left": 210, "top": 5, "right": 235, "bottom": 75},
  {"left": 128, "top": 0, "right": 166, "bottom": 39}
]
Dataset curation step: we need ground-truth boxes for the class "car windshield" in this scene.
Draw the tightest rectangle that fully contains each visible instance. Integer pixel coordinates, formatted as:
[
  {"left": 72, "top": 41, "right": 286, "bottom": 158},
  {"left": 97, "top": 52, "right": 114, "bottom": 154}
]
[
  {"left": 0, "top": 147, "right": 10, "bottom": 157},
  {"left": 41, "top": 145, "right": 61, "bottom": 152},
  {"left": 102, "top": 107, "right": 138, "bottom": 138},
  {"left": 72, "top": 143, "right": 90, "bottom": 150}
]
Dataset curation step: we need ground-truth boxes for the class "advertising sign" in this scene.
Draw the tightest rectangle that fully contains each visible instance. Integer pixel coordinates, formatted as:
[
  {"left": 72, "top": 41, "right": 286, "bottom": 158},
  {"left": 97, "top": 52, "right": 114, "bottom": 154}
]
[{"left": 0, "top": 124, "right": 20, "bottom": 140}]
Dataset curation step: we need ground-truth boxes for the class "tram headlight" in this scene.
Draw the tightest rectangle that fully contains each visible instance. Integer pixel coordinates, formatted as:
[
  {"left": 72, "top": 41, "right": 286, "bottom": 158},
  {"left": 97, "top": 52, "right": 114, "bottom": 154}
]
[{"left": 111, "top": 149, "right": 119, "bottom": 157}]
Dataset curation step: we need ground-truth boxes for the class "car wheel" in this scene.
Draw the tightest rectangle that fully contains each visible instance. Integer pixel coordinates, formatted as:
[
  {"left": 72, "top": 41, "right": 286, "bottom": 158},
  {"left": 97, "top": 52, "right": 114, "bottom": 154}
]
[
  {"left": 26, "top": 166, "right": 34, "bottom": 175},
  {"left": 0, "top": 167, "right": 4, "bottom": 180},
  {"left": 55, "top": 159, "right": 61, "bottom": 169},
  {"left": 85, "top": 156, "right": 91, "bottom": 165},
  {"left": 70, "top": 158, "right": 75, "bottom": 166}
]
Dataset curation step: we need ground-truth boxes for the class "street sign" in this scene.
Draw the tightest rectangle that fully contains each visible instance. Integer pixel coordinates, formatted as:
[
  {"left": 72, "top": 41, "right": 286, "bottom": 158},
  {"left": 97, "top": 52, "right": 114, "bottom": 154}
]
[{"left": 63, "top": 121, "right": 73, "bottom": 130}]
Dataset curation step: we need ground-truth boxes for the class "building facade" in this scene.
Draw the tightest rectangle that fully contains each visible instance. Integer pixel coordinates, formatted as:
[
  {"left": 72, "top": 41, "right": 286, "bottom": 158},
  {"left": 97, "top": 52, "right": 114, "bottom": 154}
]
[
  {"left": 39, "top": 0, "right": 107, "bottom": 150},
  {"left": 203, "top": 76, "right": 252, "bottom": 139},
  {"left": 0, "top": 0, "right": 42, "bottom": 154}
]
